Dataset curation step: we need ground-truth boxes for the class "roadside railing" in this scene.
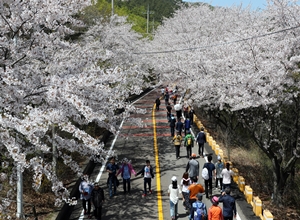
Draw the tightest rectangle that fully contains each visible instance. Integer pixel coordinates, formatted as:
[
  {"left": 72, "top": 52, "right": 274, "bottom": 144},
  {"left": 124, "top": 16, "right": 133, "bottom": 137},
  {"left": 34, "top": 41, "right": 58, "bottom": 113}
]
[{"left": 193, "top": 115, "right": 274, "bottom": 220}]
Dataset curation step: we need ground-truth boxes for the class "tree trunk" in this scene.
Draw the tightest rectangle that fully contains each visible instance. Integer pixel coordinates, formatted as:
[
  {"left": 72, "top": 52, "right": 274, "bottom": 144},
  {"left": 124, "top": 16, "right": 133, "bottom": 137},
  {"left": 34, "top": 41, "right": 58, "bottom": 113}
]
[{"left": 272, "top": 158, "right": 289, "bottom": 206}]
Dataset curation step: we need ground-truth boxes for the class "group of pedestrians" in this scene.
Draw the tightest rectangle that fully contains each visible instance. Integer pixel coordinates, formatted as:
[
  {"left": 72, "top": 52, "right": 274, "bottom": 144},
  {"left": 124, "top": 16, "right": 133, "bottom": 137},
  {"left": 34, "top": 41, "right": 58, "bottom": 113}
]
[
  {"left": 78, "top": 85, "right": 237, "bottom": 220},
  {"left": 78, "top": 156, "right": 156, "bottom": 219},
  {"left": 78, "top": 175, "right": 105, "bottom": 220},
  {"left": 160, "top": 85, "right": 237, "bottom": 220},
  {"left": 166, "top": 154, "right": 237, "bottom": 220}
]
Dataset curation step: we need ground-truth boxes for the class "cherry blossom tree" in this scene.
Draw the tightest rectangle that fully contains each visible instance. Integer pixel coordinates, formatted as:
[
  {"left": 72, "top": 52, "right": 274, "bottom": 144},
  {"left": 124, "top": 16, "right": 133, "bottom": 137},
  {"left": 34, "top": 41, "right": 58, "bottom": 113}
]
[
  {"left": 0, "top": 0, "right": 149, "bottom": 215},
  {"left": 147, "top": 0, "right": 300, "bottom": 205}
]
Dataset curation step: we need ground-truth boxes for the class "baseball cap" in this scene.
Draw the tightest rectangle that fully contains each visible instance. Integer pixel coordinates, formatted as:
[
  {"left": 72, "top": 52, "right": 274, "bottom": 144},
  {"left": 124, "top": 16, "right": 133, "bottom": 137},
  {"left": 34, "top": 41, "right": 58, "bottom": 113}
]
[
  {"left": 171, "top": 176, "right": 177, "bottom": 182},
  {"left": 191, "top": 153, "right": 196, "bottom": 158}
]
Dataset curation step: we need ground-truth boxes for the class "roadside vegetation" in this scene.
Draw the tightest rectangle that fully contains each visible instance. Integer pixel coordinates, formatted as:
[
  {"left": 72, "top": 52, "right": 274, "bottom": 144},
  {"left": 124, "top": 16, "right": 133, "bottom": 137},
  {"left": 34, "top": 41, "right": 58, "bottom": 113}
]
[{"left": 196, "top": 107, "right": 300, "bottom": 219}]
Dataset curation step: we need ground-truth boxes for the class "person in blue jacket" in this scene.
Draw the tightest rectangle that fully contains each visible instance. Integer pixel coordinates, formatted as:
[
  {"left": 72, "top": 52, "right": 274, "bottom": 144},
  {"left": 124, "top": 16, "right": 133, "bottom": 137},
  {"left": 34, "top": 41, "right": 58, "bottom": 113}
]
[
  {"left": 218, "top": 187, "right": 237, "bottom": 220},
  {"left": 203, "top": 155, "right": 215, "bottom": 199},
  {"left": 196, "top": 127, "right": 206, "bottom": 157},
  {"left": 184, "top": 117, "right": 191, "bottom": 136},
  {"left": 175, "top": 117, "right": 184, "bottom": 136},
  {"left": 106, "top": 156, "right": 119, "bottom": 198}
]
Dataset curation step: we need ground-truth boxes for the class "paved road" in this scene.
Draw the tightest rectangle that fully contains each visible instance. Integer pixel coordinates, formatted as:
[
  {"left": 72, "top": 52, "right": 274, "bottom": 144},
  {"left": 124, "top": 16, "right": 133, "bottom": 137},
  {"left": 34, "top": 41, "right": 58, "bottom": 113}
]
[{"left": 69, "top": 87, "right": 260, "bottom": 220}]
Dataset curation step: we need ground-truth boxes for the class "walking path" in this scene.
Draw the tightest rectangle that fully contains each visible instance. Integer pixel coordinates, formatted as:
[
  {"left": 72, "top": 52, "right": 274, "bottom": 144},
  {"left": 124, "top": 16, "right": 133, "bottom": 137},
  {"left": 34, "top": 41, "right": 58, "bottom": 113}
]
[{"left": 69, "top": 87, "right": 260, "bottom": 220}]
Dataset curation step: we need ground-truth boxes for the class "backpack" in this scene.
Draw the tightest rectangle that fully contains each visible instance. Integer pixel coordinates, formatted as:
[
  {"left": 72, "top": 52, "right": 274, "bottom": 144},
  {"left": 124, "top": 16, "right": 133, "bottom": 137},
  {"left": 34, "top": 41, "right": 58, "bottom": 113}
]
[
  {"left": 187, "top": 137, "right": 192, "bottom": 146},
  {"left": 194, "top": 202, "right": 205, "bottom": 220},
  {"left": 202, "top": 167, "right": 209, "bottom": 180}
]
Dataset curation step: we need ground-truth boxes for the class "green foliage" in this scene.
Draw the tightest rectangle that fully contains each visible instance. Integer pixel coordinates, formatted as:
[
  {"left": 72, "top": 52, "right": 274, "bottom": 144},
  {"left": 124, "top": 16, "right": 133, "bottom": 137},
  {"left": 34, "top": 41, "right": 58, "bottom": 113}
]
[{"left": 101, "top": 0, "right": 181, "bottom": 34}]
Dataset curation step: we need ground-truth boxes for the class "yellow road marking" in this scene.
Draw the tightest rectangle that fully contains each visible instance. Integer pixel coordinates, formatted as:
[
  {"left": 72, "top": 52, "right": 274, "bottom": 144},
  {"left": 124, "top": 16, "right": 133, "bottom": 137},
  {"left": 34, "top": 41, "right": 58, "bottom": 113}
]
[{"left": 152, "top": 103, "right": 164, "bottom": 220}]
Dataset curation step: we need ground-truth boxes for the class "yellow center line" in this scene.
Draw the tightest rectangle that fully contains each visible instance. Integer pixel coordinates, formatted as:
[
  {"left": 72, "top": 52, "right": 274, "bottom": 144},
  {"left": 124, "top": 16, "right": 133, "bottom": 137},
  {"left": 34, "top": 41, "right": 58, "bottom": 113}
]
[{"left": 152, "top": 103, "right": 164, "bottom": 220}]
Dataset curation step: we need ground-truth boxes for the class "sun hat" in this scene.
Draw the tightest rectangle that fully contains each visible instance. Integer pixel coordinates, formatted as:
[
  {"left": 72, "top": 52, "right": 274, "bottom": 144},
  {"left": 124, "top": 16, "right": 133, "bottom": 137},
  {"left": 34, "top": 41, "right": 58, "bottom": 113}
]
[
  {"left": 171, "top": 176, "right": 177, "bottom": 182},
  {"left": 212, "top": 196, "right": 219, "bottom": 204}
]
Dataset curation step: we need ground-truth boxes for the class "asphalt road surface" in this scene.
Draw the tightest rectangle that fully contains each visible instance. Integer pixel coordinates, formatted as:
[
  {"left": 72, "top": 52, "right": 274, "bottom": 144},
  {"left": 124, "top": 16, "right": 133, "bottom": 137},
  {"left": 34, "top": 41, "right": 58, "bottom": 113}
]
[{"left": 69, "top": 87, "right": 260, "bottom": 220}]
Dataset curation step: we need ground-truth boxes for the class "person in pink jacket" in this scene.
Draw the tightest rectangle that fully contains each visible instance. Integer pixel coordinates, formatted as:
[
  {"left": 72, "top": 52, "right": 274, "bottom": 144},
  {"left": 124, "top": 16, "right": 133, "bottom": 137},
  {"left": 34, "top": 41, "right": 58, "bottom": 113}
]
[{"left": 116, "top": 158, "right": 136, "bottom": 194}]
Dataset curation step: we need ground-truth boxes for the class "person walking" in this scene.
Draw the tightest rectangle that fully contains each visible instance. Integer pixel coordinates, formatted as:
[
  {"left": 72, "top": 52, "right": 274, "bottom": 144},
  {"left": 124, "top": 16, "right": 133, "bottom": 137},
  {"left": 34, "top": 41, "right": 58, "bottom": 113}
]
[
  {"left": 189, "top": 107, "right": 195, "bottom": 125},
  {"left": 208, "top": 196, "right": 224, "bottom": 220},
  {"left": 164, "top": 90, "right": 170, "bottom": 105},
  {"left": 90, "top": 182, "right": 105, "bottom": 220},
  {"left": 203, "top": 155, "right": 216, "bottom": 199},
  {"left": 116, "top": 158, "right": 136, "bottom": 194},
  {"left": 192, "top": 193, "right": 208, "bottom": 220},
  {"left": 135, "top": 160, "right": 155, "bottom": 197},
  {"left": 196, "top": 127, "right": 206, "bottom": 157},
  {"left": 188, "top": 177, "right": 205, "bottom": 220},
  {"left": 174, "top": 103, "right": 182, "bottom": 121},
  {"left": 180, "top": 172, "right": 192, "bottom": 212},
  {"left": 79, "top": 174, "right": 93, "bottom": 215},
  {"left": 215, "top": 156, "right": 224, "bottom": 191},
  {"left": 221, "top": 163, "right": 234, "bottom": 191},
  {"left": 173, "top": 93, "right": 178, "bottom": 105},
  {"left": 183, "top": 104, "right": 189, "bottom": 119},
  {"left": 106, "top": 156, "right": 119, "bottom": 198},
  {"left": 161, "top": 87, "right": 165, "bottom": 97},
  {"left": 166, "top": 102, "right": 172, "bottom": 121},
  {"left": 173, "top": 131, "right": 182, "bottom": 159},
  {"left": 168, "top": 176, "right": 181, "bottom": 220},
  {"left": 184, "top": 117, "right": 191, "bottom": 136},
  {"left": 185, "top": 153, "right": 199, "bottom": 180},
  {"left": 218, "top": 188, "right": 237, "bottom": 220},
  {"left": 169, "top": 114, "right": 177, "bottom": 137},
  {"left": 184, "top": 131, "right": 194, "bottom": 158},
  {"left": 155, "top": 97, "right": 161, "bottom": 111},
  {"left": 175, "top": 117, "right": 184, "bottom": 136}
]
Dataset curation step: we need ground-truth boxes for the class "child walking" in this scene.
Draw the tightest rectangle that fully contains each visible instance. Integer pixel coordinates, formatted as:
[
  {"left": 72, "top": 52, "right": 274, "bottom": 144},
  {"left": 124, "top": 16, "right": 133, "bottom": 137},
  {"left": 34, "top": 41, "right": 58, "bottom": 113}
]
[{"left": 136, "top": 160, "right": 155, "bottom": 197}]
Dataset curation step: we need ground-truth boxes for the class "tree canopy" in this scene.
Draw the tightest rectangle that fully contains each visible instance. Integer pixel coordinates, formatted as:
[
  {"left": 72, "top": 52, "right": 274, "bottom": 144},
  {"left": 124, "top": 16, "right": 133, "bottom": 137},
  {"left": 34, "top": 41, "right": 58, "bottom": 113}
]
[
  {"left": 1, "top": 0, "right": 300, "bottom": 216},
  {"left": 146, "top": 0, "right": 300, "bottom": 205}
]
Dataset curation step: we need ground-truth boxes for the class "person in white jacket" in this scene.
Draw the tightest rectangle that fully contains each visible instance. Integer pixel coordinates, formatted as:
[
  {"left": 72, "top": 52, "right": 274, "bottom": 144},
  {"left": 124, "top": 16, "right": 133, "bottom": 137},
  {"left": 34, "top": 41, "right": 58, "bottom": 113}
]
[
  {"left": 221, "top": 162, "right": 234, "bottom": 191},
  {"left": 168, "top": 176, "right": 182, "bottom": 220},
  {"left": 79, "top": 174, "right": 93, "bottom": 215}
]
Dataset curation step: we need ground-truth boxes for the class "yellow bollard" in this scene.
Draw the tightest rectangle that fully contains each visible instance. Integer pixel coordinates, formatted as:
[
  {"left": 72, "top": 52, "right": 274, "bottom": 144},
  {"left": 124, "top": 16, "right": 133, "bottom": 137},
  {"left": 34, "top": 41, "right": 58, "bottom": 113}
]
[
  {"left": 263, "top": 210, "right": 273, "bottom": 220},
  {"left": 215, "top": 144, "right": 220, "bottom": 155},
  {"left": 194, "top": 116, "right": 199, "bottom": 122},
  {"left": 197, "top": 121, "right": 202, "bottom": 129},
  {"left": 208, "top": 136, "right": 213, "bottom": 146},
  {"left": 212, "top": 140, "right": 216, "bottom": 151},
  {"left": 238, "top": 176, "right": 245, "bottom": 192},
  {"left": 244, "top": 185, "right": 253, "bottom": 204},
  {"left": 231, "top": 168, "right": 239, "bottom": 183},
  {"left": 253, "top": 197, "right": 262, "bottom": 217}
]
